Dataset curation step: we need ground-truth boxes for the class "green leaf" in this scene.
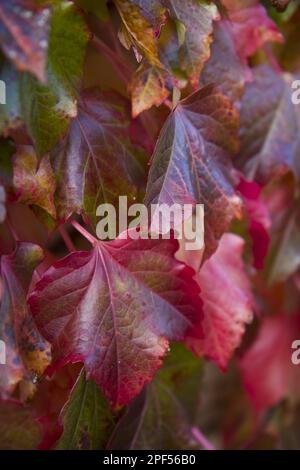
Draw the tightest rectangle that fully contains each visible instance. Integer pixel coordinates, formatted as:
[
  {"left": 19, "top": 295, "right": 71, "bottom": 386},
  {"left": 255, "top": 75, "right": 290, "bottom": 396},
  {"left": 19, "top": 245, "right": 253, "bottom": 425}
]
[
  {"left": 20, "top": 1, "right": 89, "bottom": 156},
  {"left": 56, "top": 369, "right": 116, "bottom": 450},
  {"left": 108, "top": 344, "right": 202, "bottom": 450}
]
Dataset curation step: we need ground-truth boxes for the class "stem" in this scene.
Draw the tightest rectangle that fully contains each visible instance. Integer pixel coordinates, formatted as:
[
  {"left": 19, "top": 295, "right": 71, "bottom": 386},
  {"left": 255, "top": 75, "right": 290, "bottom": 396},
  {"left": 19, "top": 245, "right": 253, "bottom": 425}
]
[
  {"left": 59, "top": 225, "right": 76, "bottom": 252},
  {"left": 191, "top": 427, "right": 216, "bottom": 451},
  {"left": 71, "top": 220, "right": 97, "bottom": 246}
]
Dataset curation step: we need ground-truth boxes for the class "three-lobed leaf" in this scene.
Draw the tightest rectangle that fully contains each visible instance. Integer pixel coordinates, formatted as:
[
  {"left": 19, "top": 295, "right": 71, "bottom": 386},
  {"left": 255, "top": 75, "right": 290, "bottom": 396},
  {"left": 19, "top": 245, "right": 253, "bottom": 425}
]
[
  {"left": 144, "top": 85, "right": 242, "bottom": 257},
  {"left": 28, "top": 235, "right": 203, "bottom": 407}
]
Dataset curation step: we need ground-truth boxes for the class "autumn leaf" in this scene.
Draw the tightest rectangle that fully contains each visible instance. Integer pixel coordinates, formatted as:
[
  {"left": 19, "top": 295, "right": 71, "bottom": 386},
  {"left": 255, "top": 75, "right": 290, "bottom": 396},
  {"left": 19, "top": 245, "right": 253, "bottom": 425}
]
[
  {"left": 144, "top": 85, "right": 242, "bottom": 257},
  {"left": 187, "top": 234, "right": 254, "bottom": 371},
  {"left": 13, "top": 146, "right": 56, "bottom": 218},
  {"left": 0, "top": 0, "right": 50, "bottom": 82},
  {"left": 239, "top": 314, "right": 300, "bottom": 413},
  {"left": 114, "top": 0, "right": 162, "bottom": 67},
  {"left": 263, "top": 174, "right": 300, "bottom": 284},
  {"left": 32, "top": 363, "right": 81, "bottom": 450},
  {"left": 130, "top": 0, "right": 166, "bottom": 28},
  {"left": 56, "top": 369, "right": 116, "bottom": 449},
  {"left": 201, "top": 21, "right": 250, "bottom": 105},
  {"left": 28, "top": 235, "right": 203, "bottom": 407},
  {"left": 130, "top": 62, "right": 170, "bottom": 117},
  {"left": 164, "top": 0, "right": 219, "bottom": 88},
  {"left": 19, "top": 1, "right": 89, "bottom": 155},
  {"left": 53, "top": 89, "right": 146, "bottom": 224},
  {"left": 237, "top": 65, "right": 300, "bottom": 184},
  {"left": 237, "top": 176, "right": 271, "bottom": 270},
  {"left": 0, "top": 242, "right": 50, "bottom": 398},
  {"left": 0, "top": 400, "right": 41, "bottom": 450},
  {"left": 108, "top": 344, "right": 202, "bottom": 449},
  {"left": 0, "top": 62, "right": 22, "bottom": 137},
  {"left": 221, "top": 0, "right": 283, "bottom": 62}
]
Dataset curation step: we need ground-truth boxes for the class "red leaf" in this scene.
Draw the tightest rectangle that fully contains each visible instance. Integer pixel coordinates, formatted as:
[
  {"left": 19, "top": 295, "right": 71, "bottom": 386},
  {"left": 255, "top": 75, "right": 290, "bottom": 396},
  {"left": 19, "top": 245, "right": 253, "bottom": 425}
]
[
  {"left": 237, "top": 176, "right": 271, "bottom": 270},
  {"left": 221, "top": 0, "right": 283, "bottom": 62},
  {"left": 187, "top": 234, "right": 254, "bottom": 370},
  {"left": 28, "top": 235, "right": 203, "bottom": 407},
  {"left": 144, "top": 86, "right": 242, "bottom": 257},
  {"left": 239, "top": 314, "right": 300, "bottom": 413},
  {"left": 237, "top": 65, "right": 300, "bottom": 184},
  {"left": 201, "top": 20, "right": 251, "bottom": 105},
  {"left": 53, "top": 89, "right": 146, "bottom": 224},
  {"left": 0, "top": 0, "right": 50, "bottom": 82},
  {"left": 33, "top": 364, "right": 81, "bottom": 450}
]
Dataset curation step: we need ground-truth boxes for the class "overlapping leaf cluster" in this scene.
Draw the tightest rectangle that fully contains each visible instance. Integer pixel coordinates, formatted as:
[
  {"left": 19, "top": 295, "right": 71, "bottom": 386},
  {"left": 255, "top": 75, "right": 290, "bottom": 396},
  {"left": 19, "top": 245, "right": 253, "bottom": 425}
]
[{"left": 0, "top": 0, "right": 299, "bottom": 450}]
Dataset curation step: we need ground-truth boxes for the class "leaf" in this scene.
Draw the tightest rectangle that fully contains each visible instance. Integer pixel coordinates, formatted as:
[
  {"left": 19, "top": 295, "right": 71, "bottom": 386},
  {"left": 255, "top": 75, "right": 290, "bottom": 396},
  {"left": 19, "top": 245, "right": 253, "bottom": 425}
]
[
  {"left": 20, "top": 1, "right": 89, "bottom": 155},
  {"left": 263, "top": 174, "right": 300, "bottom": 284},
  {"left": 114, "top": 0, "right": 162, "bottom": 67},
  {"left": 201, "top": 21, "right": 250, "bottom": 105},
  {"left": 108, "top": 343, "right": 202, "bottom": 449},
  {"left": 164, "top": 0, "right": 219, "bottom": 88},
  {"left": 32, "top": 363, "right": 82, "bottom": 450},
  {"left": 221, "top": 0, "right": 283, "bottom": 61},
  {"left": 53, "top": 89, "right": 146, "bottom": 224},
  {"left": 0, "top": 184, "right": 6, "bottom": 222},
  {"left": 28, "top": 235, "right": 203, "bottom": 407},
  {"left": 237, "top": 176, "right": 271, "bottom": 270},
  {"left": 0, "top": 62, "right": 22, "bottom": 136},
  {"left": 130, "top": 0, "right": 166, "bottom": 27},
  {"left": 144, "top": 86, "right": 242, "bottom": 258},
  {"left": 130, "top": 62, "right": 170, "bottom": 117},
  {"left": 13, "top": 146, "right": 56, "bottom": 218},
  {"left": 56, "top": 369, "right": 116, "bottom": 449},
  {"left": 187, "top": 234, "right": 254, "bottom": 371},
  {"left": 239, "top": 314, "right": 300, "bottom": 413},
  {"left": 0, "top": 400, "right": 41, "bottom": 449},
  {"left": 0, "top": 0, "right": 51, "bottom": 81},
  {"left": 237, "top": 65, "right": 300, "bottom": 184},
  {"left": 0, "top": 242, "right": 51, "bottom": 398}
]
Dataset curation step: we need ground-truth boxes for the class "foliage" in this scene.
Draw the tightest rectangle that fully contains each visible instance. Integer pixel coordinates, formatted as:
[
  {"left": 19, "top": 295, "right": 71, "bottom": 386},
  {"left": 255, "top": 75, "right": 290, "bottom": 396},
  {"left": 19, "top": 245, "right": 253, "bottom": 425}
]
[{"left": 0, "top": 0, "right": 300, "bottom": 450}]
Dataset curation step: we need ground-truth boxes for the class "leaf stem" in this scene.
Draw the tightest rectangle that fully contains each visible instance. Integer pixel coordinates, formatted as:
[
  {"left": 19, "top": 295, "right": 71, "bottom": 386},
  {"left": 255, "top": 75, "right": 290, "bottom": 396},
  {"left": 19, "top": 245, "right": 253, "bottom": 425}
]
[
  {"left": 71, "top": 220, "right": 97, "bottom": 246},
  {"left": 58, "top": 225, "right": 76, "bottom": 252},
  {"left": 191, "top": 426, "right": 216, "bottom": 451}
]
